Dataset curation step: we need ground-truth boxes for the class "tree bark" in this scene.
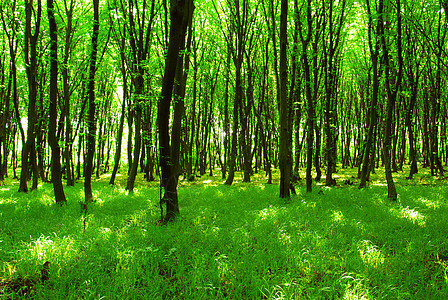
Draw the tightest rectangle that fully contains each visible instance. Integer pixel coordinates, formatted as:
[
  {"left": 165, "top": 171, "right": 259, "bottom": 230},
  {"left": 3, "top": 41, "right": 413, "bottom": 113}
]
[
  {"left": 298, "top": 0, "right": 314, "bottom": 193},
  {"left": 125, "top": 0, "right": 156, "bottom": 192},
  {"left": 158, "top": 0, "right": 193, "bottom": 223},
  {"left": 19, "top": 0, "right": 41, "bottom": 192},
  {"left": 47, "top": 0, "right": 67, "bottom": 204},
  {"left": 359, "top": 0, "right": 380, "bottom": 189},
  {"left": 62, "top": 0, "right": 74, "bottom": 187},
  {"left": 379, "top": 0, "right": 403, "bottom": 201},
  {"left": 278, "top": 0, "right": 290, "bottom": 198},
  {"left": 84, "top": 0, "right": 99, "bottom": 202}
]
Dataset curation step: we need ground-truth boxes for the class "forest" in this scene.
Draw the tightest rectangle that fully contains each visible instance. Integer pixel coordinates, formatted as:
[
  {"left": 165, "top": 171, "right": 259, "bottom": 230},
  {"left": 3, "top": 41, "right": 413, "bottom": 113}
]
[{"left": 1, "top": 0, "right": 448, "bottom": 298}]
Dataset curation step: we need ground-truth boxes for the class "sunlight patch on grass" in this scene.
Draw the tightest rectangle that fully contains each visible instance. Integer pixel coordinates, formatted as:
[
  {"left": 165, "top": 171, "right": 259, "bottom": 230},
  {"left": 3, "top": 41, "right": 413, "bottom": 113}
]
[
  {"left": 416, "top": 196, "right": 440, "bottom": 210},
  {"left": 257, "top": 205, "right": 285, "bottom": 223},
  {"left": 331, "top": 210, "right": 344, "bottom": 223},
  {"left": 2, "top": 167, "right": 448, "bottom": 298},
  {"left": 38, "top": 193, "right": 54, "bottom": 206},
  {"left": 371, "top": 180, "right": 386, "bottom": 187},
  {"left": 29, "top": 235, "right": 55, "bottom": 260},
  {"left": 357, "top": 240, "right": 384, "bottom": 269},
  {"left": 390, "top": 205, "right": 426, "bottom": 227}
]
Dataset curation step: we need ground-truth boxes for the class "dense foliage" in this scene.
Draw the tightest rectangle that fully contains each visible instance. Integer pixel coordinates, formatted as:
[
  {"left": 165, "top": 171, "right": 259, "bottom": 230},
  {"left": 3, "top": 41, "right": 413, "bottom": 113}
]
[
  {"left": 1, "top": 0, "right": 448, "bottom": 203},
  {"left": 1, "top": 0, "right": 448, "bottom": 296}
]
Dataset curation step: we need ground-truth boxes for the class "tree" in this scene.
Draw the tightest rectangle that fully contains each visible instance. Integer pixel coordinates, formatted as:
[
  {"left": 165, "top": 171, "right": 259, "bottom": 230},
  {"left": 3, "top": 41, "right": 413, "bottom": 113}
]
[
  {"left": 1, "top": 0, "right": 26, "bottom": 183},
  {"left": 221, "top": 0, "right": 255, "bottom": 186},
  {"left": 298, "top": 0, "right": 316, "bottom": 193},
  {"left": 47, "top": 0, "right": 67, "bottom": 204},
  {"left": 124, "top": 0, "right": 157, "bottom": 192},
  {"left": 83, "top": 0, "right": 100, "bottom": 202},
  {"left": 359, "top": 0, "right": 381, "bottom": 189},
  {"left": 278, "top": 0, "right": 291, "bottom": 198},
  {"left": 158, "top": 0, "right": 193, "bottom": 223},
  {"left": 19, "top": 0, "right": 42, "bottom": 192},
  {"left": 323, "top": 0, "right": 346, "bottom": 187},
  {"left": 379, "top": 0, "right": 403, "bottom": 201}
]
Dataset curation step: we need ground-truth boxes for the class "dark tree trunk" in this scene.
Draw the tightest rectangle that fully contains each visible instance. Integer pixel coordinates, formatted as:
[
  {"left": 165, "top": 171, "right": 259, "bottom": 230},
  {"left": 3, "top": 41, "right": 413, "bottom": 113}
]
[
  {"left": 19, "top": 0, "right": 41, "bottom": 192},
  {"left": 292, "top": 5, "right": 302, "bottom": 176},
  {"left": 222, "top": 45, "right": 231, "bottom": 180},
  {"left": 242, "top": 52, "right": 254, "bottom": 183},
  {"left": 84, "top": 0, "right": 99, "bottom": 202},
  {"left": 171, "top": 7, "right": 193, "bottom": 181},
  {"left": 158, "top": 0, "right": 193, "bottom": 223},
  {"left": 186, "top": 40, "right": 198, "bottom": 180},
  {"left": 298, "top": 0, "right": 314, "bottom": 193},
  {"left": 47, "top": 0, "right": 66, "bottom": 204},
  {"left": 62, "top": 0, "right": 74, "bottom": 187},
  {"left": 0, "top": 45, "right": 7, "bottom": 181},
  {"left": 125, "top": 0, "right": 156, "bottom": 192},
  {"left": 323, "top": 0, "right": 345, "bottom": 187},
  {"left": 359, "top": 0, "right": 380, "bottom": 189},
  {"left": 278, "top": 0, "right": 291, "bottom": 198},
  {"left": 404, "top": 20, "right": 420, "bottom": 179},
  {"left": 224, "top": 0, "right": 254, "bottom": 186},
  {"left": 314, "top": 117, "right": 322, "bottom": 182},
  {"left": 379, "top": 0, "right": 403, "bottom": 201}
]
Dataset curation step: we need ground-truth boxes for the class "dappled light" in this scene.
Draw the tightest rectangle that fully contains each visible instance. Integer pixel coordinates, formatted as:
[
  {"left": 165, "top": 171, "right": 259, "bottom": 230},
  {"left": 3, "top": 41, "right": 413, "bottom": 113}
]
[
  {"left": 357, "top": 240, "right": 385, "bottom": 269},
  {"left": 2, "top": 0, "right": 448, "bottom": 297},
  {"left": 390, "top": 206, "right": 426, "bottom": 227},
  {"left": 1, "top": 170, "right": 448, "bottom": 298}
]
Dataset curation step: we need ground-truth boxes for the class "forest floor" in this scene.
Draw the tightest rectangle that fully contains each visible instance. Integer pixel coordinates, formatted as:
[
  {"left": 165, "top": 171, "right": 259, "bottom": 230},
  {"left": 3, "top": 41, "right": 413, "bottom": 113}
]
[{"left": 1, "top": 167, "right": 448, "bottom": 299}]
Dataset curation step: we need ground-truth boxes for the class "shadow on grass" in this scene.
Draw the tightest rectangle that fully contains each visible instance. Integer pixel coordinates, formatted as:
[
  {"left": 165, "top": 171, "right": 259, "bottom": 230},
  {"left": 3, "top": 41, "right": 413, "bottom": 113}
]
[{"left": 1, "top": 168, "right": 448, "bottom": 299}]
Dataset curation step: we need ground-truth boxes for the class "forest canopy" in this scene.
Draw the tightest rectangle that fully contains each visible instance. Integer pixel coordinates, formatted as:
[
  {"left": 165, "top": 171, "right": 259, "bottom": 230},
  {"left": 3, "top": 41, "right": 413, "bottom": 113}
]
[{"left": 0, "top": 0, "right": 448, "bottom": 218}]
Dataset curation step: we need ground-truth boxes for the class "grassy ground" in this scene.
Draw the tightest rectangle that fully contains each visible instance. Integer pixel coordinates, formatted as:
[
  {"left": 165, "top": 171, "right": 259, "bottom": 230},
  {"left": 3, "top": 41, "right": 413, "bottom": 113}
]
[{"left": 1, "top": 167, "right": 448, "bottom": 299}]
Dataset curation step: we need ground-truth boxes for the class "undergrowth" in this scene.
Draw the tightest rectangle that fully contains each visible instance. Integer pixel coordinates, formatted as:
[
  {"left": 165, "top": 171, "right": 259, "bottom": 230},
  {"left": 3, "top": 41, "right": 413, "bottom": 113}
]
[{"left": 0, "top": 168, "right": 447, "bottom": 299}]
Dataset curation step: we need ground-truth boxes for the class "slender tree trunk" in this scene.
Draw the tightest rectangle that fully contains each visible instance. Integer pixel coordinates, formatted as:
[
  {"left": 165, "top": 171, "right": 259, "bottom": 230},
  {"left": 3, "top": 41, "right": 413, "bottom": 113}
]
[
  {"left": 222, "top": 45, "right": 231, "bottom": 180},
  {"left": 125, "top": 0, "right": 156, "bottom": 192},
  {"left": 19, "top": 0, "right": 41, "bottom": 192},
  {"left": 380, "top": 0, "right": 403, "bottom": 201},
  {"left": 323, "top": 0, "right": 345, "bottom": 187},
  {"left": 279, "top": 0, "right": 290, "bottom": 198},
  {"left": 171, "top": 8, "right": 193, "bottom": 182},
  {"left": 359, "top": 0, "right": 380, "bottom": 189},
  {"left": 242, "top": 54, "right": 253, "bottom": 183},
  {"left": 298, "top": 0, "right": 314, "bottom": 193},
  {"left": 84, "top": 0, "right": 99, "bottom": 202},
  {"left": 47, "top": 0, "right": 66, "bottom": 204},
  {"left": 158, "top": 0, "right": 193, "bottom": 223},
  {"left": 62, "top": 1, "right": 74, "bottom": 187}
]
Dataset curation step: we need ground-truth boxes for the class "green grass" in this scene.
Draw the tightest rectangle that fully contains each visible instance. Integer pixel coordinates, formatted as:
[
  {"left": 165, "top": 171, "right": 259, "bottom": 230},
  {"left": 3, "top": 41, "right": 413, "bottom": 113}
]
[{"left": 1, "top": 168, "right": 448, "bottom": 299}]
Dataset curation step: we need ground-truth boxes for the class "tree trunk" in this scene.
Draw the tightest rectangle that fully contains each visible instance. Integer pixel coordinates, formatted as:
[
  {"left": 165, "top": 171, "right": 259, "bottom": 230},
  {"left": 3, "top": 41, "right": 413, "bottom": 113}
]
[
  {"left": 278, "top": 0, "right": 291, "bottom": 198},
  {"left": 359, "top": 0, "right": 380, "bottom": 189},
  {"left": 84, "top": 0, "right": 99, "bottom": 202},
  {"left": 62, "top": 0, "right": 74, "bottom": 187},
  {"left": 298, "top": 0, "right": 314, "bottom": 193},
  {"left": 19, "top": 0, "right": 41, "bottom": 192},
  {"left": 323, "top": 0, "right": 345, "bottom": 187},
  {"left": 158, "top": 0, "right": 193, "bottom": 223},
  {"left": 222, "top": 45, "right": 231, "bottom": 180},
  {"left": 47, "top": 0, "right": 67, "bottom": 204},
  {"left": 379, "top": 0, "right": 403, "bottom": 201},
  {"left": 125, "top": 0, "right": 156, "bottom": 192}
]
